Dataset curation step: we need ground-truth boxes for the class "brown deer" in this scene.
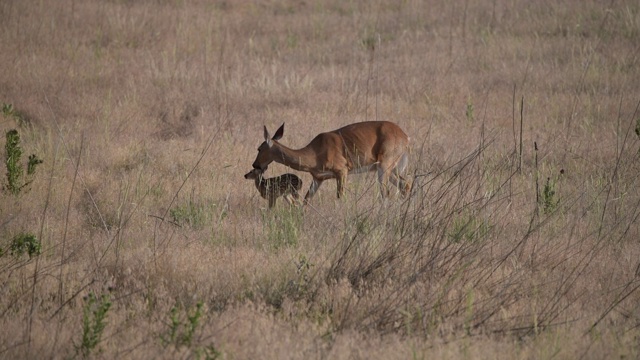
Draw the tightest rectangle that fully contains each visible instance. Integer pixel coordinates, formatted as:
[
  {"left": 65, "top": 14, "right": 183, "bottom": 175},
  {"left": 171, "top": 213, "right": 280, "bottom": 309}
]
[
  {"left": 244, "top": 168, "right": 303, "bottom": 208},
  {"left": 251, "top": 121, "right": 411, "bottom": 204}
]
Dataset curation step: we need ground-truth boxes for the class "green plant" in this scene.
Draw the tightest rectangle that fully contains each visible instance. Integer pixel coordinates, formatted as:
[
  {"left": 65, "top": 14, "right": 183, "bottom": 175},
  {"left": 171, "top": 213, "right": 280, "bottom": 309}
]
[
  {"left": 160, "top": 301, "right": 219, "bottom": 357},
  {"left": 2, "top": 103, "right": 28, "bottom": 126},
  {"left": 194, "top": 344, "right": 222, "bottom": 360},
  {"left": 449, "top": 212, "right": 489, "bottom": 243},
  {"left": 76, "top": 292, "right": 112, "bottom": 358},
  {"left": 161, "top": 301, "right": 204, "bottom": 349},
  {"left": 2, "top": 103, "right": 15, "bottom": 117},
  {"left": 288, "top": 254, "right": 314, "bottom": 299},
  {"left": 262, "top": 207, "right": 303, "bottom": 249},
  {"left": 542, "top": 177, "right": 559, "bottom": 214},
  {"left": 170, "top": 196, "right": 219, "bottom": 229},
  {"left": 4, "top": 129, "right": 43, "bottom": 195},
  {"left": 9, "top": 233, "right": 41, "bottom": 258},
  {"left": 465, "top": 98, "right": 474, "bottom": 122},
  {"left": 5, "top": 129, "right": 22, "bottom": 194},
  {"left": 362, "top": 35, "right": 376, "bottom": 51},
  {"left": 27, "top": 154, "right": 42, "bottom": 175},
  {"left": 464, "top": 289, "right": 475, "bottom": 336},
  {"left": 286, "top": 31, "right": 298, "bottom": 49},
  {"left": 352, "top": 213, "right": 372, "bottom": 236}
]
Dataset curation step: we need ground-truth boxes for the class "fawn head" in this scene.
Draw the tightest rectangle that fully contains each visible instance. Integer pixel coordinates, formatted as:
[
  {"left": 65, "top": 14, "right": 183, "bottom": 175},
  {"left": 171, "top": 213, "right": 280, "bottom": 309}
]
[{"left": 244, "top": 168, "right": 263, "bottom": 180}]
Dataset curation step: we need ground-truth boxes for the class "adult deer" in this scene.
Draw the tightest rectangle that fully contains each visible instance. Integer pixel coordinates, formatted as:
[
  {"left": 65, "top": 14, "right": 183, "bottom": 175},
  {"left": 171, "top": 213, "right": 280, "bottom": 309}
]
[{"left": 251, "top": 121, "right": 411, "bottom": 203}]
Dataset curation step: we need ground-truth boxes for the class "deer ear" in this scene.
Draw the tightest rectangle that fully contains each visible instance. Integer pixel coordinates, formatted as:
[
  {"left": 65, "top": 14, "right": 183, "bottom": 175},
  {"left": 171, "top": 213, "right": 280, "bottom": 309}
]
[
  {"left": 263, "top": 125, "right": 272, "bottom": 146},
  {"left": 272, "top": 123, "right": 284, "bottom": 141}
]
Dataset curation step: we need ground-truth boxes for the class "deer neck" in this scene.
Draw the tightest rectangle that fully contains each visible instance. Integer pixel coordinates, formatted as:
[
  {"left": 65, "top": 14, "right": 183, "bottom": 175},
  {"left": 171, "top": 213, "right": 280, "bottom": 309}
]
[{"left": 271, "top": 142, "right": 315, "bottom": 172}]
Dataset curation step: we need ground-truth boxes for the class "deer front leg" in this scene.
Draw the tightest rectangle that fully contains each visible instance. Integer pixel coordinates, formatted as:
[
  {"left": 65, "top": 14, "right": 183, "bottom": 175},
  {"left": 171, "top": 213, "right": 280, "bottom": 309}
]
[
  {"left": 390, "top": 173, "right": 412, "bottom": 197},
  {"left": 391, "top": 152, "right": 412, "bottom": 197},
  {"left": 304, "top": 177, "right": 323, "bottom": 204},
  {"left": 377, "top": 165, "right": 391, "bottom": 198},
  {"left": 268, "top": 195, "right": 276, "bottom": 208},
  {"left": 336, "top": 170, "right": 348, "bottom": 199}
]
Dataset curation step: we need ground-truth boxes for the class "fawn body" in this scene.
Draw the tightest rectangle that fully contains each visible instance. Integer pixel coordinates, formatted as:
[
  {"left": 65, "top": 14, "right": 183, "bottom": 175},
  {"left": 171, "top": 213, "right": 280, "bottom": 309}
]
[{"left": 244, "top": 169, "right": 303, "bottom": 208}]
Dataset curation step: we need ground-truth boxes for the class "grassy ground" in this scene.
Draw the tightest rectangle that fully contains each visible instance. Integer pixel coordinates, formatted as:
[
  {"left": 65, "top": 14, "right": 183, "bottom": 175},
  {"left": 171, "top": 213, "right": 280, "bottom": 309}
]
[{"left": 1, "top": 0, "right": 639, "bottom": 358}]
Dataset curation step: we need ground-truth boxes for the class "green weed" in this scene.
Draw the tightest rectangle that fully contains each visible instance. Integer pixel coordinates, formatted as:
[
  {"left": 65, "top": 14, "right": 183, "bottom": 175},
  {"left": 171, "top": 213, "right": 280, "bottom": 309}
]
[
  {"left": 542, "top": 177, "right": 559, "bottom": 214},
  {"left": 2, "top": 103, "right": 29, "bottom": 126},
  {"left": 194, "top": 344, "right": 222, "bottom": 360},
  {"left": 2, "top": 103, "right": 15, "bottom": 117},
  {"left": 449, "top": 212, "right": 489, "bottom": 243},
  {"left": 5, "top": 129, "right": 22, "bottom": 194},
  {"left": 288, "top": 254, "right": 314, "bottom": 300},
  {"left": 8, "top": 233, "right": 41, "bottom": 259},
  {"left": 362, "top": 35, "right": 376, "bottom": 51},
  {"left": 170, "top": 195, "right": 222, "bottom": 230},
  {"left": 160, "top": 301, "right": 205, "bottom": 349},
  {"left": 466, "top": 98, "right": 474, "bottom": 122},
  {"left": 76, "top": 292, "right": 112, "bottom": 358},
  {"left": 262, "top": 207, "right": 304, "bottom": 249},
  {"left": 4, "top": 129, "right": 43, "bottom": 195},
  {"left": 286, "top": 31, "right": 298, "bottom": 49}
]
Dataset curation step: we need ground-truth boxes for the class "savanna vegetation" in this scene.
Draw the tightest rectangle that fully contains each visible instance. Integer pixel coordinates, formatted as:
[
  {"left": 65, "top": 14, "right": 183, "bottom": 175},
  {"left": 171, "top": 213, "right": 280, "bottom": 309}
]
[{"left": 1, "top": 0, "right": 639, "bottom": 358}]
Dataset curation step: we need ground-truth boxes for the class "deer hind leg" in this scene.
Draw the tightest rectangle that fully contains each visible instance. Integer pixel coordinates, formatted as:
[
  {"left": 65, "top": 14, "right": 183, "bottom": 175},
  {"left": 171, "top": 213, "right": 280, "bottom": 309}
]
[
  {"left": 268, "top": 194, "right": 276, "bottom": 208},
  {"left": 387, "top": 153, "right": 412, "bottom": 197},
  {"left": 376, "top": 164, "right": 391, "bottom": 198},
  {"left": 389, "top": 173, "right": 412, "bottom": 197},
  {"left": 378, "top": 150, "right": 408, "bottom": 198}
]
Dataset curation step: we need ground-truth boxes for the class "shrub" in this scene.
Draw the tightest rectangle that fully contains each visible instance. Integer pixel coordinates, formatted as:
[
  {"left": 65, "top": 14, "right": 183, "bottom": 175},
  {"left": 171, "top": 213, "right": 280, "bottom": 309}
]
[
  {"left": 4, "top": 129, "right": 43, "bottom": 195},
  {"left": 9, "top": 233, "right": 41, "bottom": 258},
  {"left": 160, "top": 301, "right": 210, "bottom": 351},
  {"left": 449, "top": 212, "right": 489, "bottom": 243},
  {"left": 262, "top": 206, "right": 304, "bottom": 249},
  {"left": 542, "top": 177, "right": 559, "bottom": 214},
  {"left": 76, "top": 292, "right": 112, "bottom": 358}
]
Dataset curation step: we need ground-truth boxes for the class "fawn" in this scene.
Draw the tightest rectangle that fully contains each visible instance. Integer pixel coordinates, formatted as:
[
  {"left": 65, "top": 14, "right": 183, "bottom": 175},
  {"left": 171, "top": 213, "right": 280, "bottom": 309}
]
[{"left": 244, "top": 168, "right": 303, "bottom": 208}]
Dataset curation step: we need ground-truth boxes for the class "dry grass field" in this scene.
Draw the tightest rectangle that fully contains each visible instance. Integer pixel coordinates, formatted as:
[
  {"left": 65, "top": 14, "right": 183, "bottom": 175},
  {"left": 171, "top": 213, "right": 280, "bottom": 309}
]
[{"left": 1, "top": 0, "right": 640, "bottom": 358}]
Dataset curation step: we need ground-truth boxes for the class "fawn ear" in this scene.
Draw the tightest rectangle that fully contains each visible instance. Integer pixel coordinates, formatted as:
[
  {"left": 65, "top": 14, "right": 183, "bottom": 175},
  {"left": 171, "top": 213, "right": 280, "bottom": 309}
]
[{"left": 272, "top": 123, "right": 284, "bottom": 141}]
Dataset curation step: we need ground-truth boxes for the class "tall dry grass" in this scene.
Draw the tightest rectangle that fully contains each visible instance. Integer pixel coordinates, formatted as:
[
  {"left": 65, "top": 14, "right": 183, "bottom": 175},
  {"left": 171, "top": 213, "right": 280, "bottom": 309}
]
[{"left": 1, "top": 0, "right": 639, "bottom": 358}]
